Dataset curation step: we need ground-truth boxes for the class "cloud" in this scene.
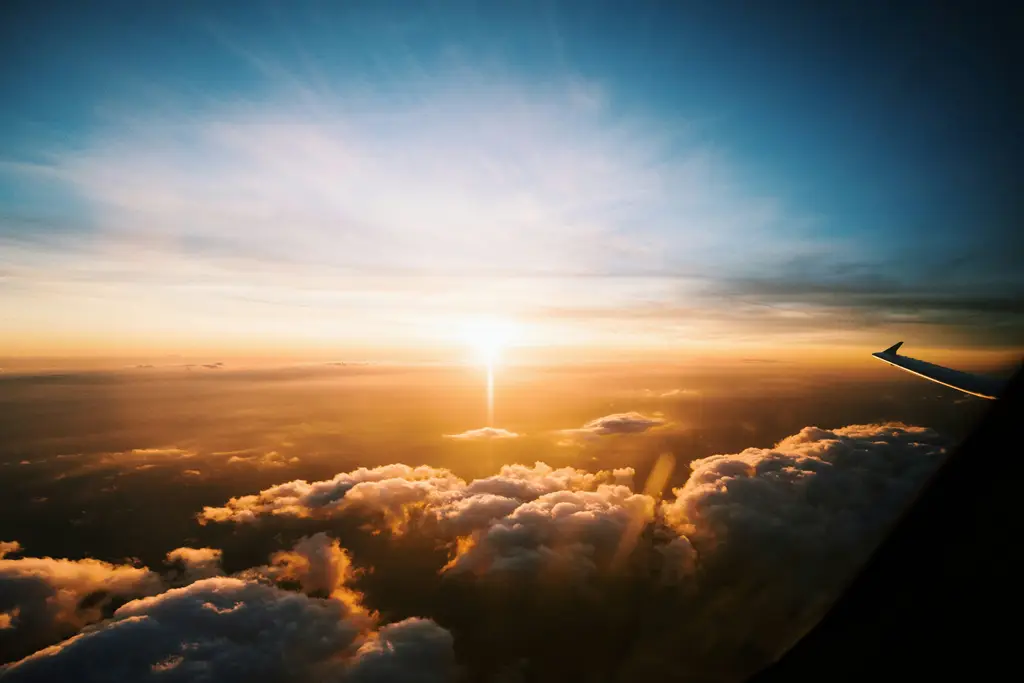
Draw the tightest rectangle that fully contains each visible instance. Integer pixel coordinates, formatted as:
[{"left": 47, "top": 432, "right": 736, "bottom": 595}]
[
  {"left": 443, "top": 427, "right": 522, "bottom": 441},
  {"left": 0, "top": 608, "right": 17, "bottom": 630},
  {"left": 198, "top": 464, "right": 462, "bottom": 525},
  {"left": 201, "top": 462, "right": 635, "bottom": 536},
  {"left": 1, "top": 578, "right": 454, "bottom": 683},
  {"left": 0, "top": 548, "right": 163, "bottom": 664},
  {"left": 444, "top": 485, "right": 657, "bottom": 578},
  {"left": 86, "top": 447, "right": 197, "bottom": 472},
  {"left": 345, "top": 618, "right": 456, "bottom": 683},
  {"left": 0, "top": 422, "right": 948, "bottom": 679},
  {"left": 194, "top": 422, "right": 946, "bottom": 681},
  {"left": 227, "top": 450, "right": 300, "bottom": 468},
  {"left": 557, "top": 411, "right": 666, "bottom": 445},
  {"left": 126, "top": 447, "right": 194, "bottom": 459},
  {"left": 0, "top": 542, "right": 21, "bottom": 559},
  {"left": 651, "top": 422, "right": 947, "bottom": 670},
  {"left": 0, "top": 59, "right": 847, "bottom": 353},
  {"left": 657, "top": 388, "right": 699, "bottom": 398},
  {"left": 709, "top": 258, "right": 1024, "bottom": 346},
  {"left": 663, "top": 423, "right": 947, "bottom": 557},
  {"left": 244, "top": 533, "right": 362, "bottom": 606},
  {"left": 165, "top": 547, "right": 223, "bottom": 582}
]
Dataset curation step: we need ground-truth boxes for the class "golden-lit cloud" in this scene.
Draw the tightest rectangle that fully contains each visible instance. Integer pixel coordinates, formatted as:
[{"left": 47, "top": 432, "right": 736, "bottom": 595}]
[
  {"left": 0, "top": 547, "right": 164, "bottom": 664},
  {"left": 0, "top": 608, "right": 17, "bottom": 630},
  {"left": 443, "top": 427, "right": 522, "bottom": 441},
  {"left": 0, "top": 542, "right": 21, "bottom": 560},
  {"left": 165, "top": 547, "right": 223, "bottom": 582},
  {"left": 227, "top": 451, "right": 300, "bottom": 468},
  {"left": 198, "top": 464, "right": 462, "bottom": 525},
  {"left": 242, "top": 533, "right": 362, "bottom": 607},
  {"left": 199, "top": 462, "right": 634, "bottom": 534}
]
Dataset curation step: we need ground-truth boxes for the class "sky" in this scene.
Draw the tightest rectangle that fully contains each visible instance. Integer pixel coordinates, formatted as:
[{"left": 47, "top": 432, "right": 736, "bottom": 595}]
[{"left": 1, "top": 0, "right": 1021, "bottom": 361}]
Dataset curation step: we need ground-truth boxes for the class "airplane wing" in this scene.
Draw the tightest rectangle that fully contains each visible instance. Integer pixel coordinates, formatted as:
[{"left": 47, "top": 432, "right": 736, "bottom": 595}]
[{"left": 872, "top": 341, "right": 1003, "bottom": 400}]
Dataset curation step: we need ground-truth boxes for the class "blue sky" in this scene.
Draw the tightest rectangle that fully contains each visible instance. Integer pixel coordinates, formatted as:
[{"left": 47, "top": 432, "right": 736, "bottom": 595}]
[{"left": 1, "top": 0, "right": 1021, "bottom": 357}]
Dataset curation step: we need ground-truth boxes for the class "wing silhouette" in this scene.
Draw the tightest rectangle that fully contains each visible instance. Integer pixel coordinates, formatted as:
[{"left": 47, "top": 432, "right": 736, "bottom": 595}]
[{"left": 872, "top": 341, "right": 1003, "bottom": 399}]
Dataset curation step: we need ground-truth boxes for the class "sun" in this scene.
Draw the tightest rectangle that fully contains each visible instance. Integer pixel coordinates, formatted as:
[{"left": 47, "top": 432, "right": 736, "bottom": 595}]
[{"left": 462, "top": 317, "right": 517, "bottom": 365}]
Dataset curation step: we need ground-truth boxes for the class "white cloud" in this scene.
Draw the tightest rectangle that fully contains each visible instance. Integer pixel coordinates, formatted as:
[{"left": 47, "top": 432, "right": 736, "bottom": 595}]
[{"left": 443, "top": 427, "right": 522, "bottom": 441}]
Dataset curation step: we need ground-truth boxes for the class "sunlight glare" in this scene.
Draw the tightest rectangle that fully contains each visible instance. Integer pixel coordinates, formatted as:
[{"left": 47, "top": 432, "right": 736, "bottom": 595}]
[{"left": 462, "top": 317, "right": 518, "bottom": 366}]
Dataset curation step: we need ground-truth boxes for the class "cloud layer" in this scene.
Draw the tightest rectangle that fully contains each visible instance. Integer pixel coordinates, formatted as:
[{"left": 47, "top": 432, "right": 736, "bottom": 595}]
[
  {"left": 195, "top": 422, "right": 945, "bottom": 680},
  {"left": 3, "top": 422, "right": 948, "bottom": 681}
]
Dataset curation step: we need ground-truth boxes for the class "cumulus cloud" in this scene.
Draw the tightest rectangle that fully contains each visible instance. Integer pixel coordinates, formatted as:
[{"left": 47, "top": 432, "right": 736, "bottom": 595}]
[
  {"left": 650, "top": 422, "right": 948, "bottom": 672},
  {"left": 0, "top": 548, "right": 163, "bottom": 664},
  {"left": 227, "top": 450, "right": 300, "bottom": 468},
  {"left": 165, "top": 547, "right": 223, "bottom": 582},
  {"left": 245, "top": 533, "right": 362, "bottom": 607},
  {"left": 2, "top": 422, "right": 946, "bottom": 680},
  {"left": 444, "top": 485, "right": 657, "bottom": 578},
  {"left": 346, "top": 618, "right": 456, "bottom": 683},
  {"left": 201, "top": 462, "right": 635, "bottom": 537},
  {"left": 1, "top": 578, "right": 454, "bottom": 683},
  {"left": 194, "top": 422, "right": 946, "bottom": 681},
  {"left": 664, "top": 423, "right": 946, "bottom": 573},
  {"left": 443, "top": 427, "right": 522, "bottom": 441},
  {"left": 198, "top": 464, "right": 462, "bottom": 525}
]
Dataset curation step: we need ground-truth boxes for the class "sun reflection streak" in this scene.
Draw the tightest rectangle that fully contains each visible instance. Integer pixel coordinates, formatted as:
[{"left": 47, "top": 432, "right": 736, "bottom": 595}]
[{"left": 486, "top": 360, "right": 495, "bottom": 427}]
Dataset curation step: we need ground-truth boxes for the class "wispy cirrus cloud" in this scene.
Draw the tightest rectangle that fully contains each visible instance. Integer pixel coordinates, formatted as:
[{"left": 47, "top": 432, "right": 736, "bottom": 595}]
[{"left": 0, "top": 55, "right": 817, "bottom": 351}]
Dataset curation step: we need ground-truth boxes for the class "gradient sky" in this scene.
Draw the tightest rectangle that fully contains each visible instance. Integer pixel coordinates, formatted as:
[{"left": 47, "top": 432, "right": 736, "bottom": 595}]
[{"left": 1, "top": 0, "right": 1021, "bottom": 359}]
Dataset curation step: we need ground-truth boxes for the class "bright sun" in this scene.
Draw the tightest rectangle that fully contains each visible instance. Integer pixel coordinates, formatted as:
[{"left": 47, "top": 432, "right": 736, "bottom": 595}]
[{"left": 462, "top": 317, "right": 517, "bottom": 365}]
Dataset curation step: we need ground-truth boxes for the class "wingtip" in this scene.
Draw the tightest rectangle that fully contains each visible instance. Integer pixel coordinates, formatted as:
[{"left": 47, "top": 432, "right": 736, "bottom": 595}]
[{"left": 882, "top": 341, "right": 904, "bottom": 355}]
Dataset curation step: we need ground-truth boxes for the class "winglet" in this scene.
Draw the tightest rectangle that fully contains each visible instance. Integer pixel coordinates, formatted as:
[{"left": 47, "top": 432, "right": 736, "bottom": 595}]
[{"left": 882, "top": 341, "right": 904, "bottom": 355}]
